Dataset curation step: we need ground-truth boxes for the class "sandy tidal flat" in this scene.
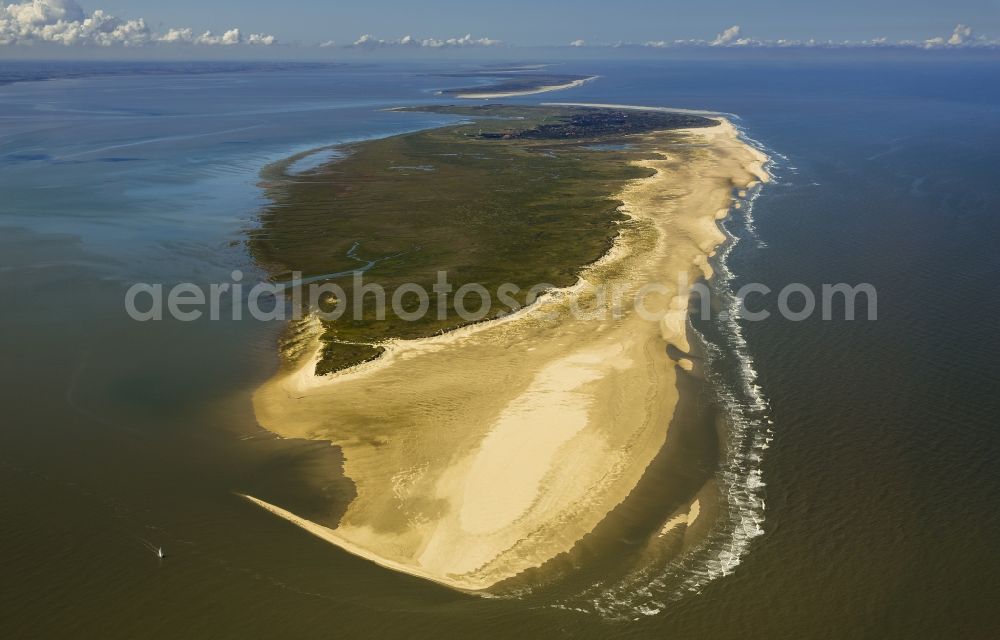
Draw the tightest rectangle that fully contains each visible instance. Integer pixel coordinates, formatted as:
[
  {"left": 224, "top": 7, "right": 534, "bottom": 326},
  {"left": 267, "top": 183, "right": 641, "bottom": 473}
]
[
  {"left": 455, "top": 76, "right": 597, "bottom": 99},
  {"left": 249, "top": 119, "right": 769, "bottom": 591}
]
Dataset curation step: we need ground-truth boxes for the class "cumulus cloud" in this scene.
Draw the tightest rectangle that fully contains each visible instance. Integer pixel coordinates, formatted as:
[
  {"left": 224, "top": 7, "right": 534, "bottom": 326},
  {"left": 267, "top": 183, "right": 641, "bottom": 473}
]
[
  {"left": 157, "top": 27, "right": 193, "bottom": 44},
  {"left": 569, "top": 39, "right": 585, "bottom": 47},
  {"left": 158, "top": 27, "right": 275, "bottom": 47},
  {"left": 633, "top": 23, "right": 999, "bottom": 50},
  {"left": 0, "top": 0, "right": 276, "bottom": 46},
  {"left": 949, "top": 24, "right": 973, "bottom": 45},
  {"left": 923, "top": 24, "right": 982, "bottom": 48},
  {"left": 643, "top": 25, "right": 753, "bottom": 48},
  {"left": 710, "top": 25, "right": 743, "bottom": 46},
  {"left": 6, "top": 0, "right": 83, "bottom": 24},
  {"left": 350, "top": 32, "right": 501, "bottom": 49}
]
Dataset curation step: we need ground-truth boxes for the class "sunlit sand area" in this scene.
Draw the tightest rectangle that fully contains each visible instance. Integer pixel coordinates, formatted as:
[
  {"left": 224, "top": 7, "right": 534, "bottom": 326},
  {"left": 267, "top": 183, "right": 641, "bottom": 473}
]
[
  {"left": 248, "top": 114, "right": 768, "bottom": 590},
  {"left": 434, "top": 68, "right": 599, "bottom": 99},
  {"left": 454, "top": 76, "right": 598, "bottom": 99}
]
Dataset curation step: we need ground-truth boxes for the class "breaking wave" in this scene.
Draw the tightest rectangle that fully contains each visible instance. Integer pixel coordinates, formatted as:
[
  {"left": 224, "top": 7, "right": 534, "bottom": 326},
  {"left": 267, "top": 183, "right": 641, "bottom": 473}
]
[{"left": 550, "top": 130, "right": 782, "bottom": 620}]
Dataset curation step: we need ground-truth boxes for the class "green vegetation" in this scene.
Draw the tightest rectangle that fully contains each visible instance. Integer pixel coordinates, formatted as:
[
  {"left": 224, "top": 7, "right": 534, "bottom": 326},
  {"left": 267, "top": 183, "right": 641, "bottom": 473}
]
[
  {"left": 249, "top": 105, "right": 711, "bottom": 373},
  {"left": 411, "top": 104, "right": 717, "bottom": 139}
]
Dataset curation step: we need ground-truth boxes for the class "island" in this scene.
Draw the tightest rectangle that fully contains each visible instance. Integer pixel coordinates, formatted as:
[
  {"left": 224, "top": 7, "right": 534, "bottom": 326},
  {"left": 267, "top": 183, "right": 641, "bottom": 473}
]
[
  {"left": 246, "top": 104, "right": 769, "bottom": 591},
  {"left": 435, "top": 69, "right": 598, "bottom": 98}
]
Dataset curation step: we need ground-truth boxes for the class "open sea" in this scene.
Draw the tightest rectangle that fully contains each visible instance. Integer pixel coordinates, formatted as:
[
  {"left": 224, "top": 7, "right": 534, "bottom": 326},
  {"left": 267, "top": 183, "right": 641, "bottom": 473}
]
[{"left": 1, "top": 55, "right": 998, "bottom": 638}]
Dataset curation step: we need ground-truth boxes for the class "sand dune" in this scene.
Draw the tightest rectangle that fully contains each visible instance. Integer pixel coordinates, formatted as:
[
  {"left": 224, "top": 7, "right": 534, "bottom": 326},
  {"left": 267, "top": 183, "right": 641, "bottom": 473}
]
[{"left": 249, "top": 119, "right": 768, "bottom": 591}]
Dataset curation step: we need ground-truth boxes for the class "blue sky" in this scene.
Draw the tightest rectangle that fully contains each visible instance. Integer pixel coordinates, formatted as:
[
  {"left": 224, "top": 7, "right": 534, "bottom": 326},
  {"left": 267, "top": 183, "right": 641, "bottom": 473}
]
[
  {"left": 94, "top": 0, "right": 1000, "bottom": 44},
  {"left": 1, "top": 0, "right": 998, "bottom": 50}
]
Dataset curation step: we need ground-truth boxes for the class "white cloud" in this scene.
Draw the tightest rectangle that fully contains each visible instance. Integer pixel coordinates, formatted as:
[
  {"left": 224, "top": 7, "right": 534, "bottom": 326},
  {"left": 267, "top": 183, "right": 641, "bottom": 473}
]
[
  {"left": 949, "top": 24, "right": 972, "bottom": 45},
  {"left": 423, "top": 34, "right": 500, "bottom": 47},
  {"left": 641, "top": 25, "right": 756, "bottom": 48},
  {"left": 351, "top": 33, "right": 379, "bottom": 48},
  {"left": 710, "top": 25, "right": 742, "bottom": 46},
  {"left": 350, "top": 32, "right": 501, "bottom": 49},
  {"left": 191, "top": 28, "right": 274, "bottom": 46},
  {"left": 245, "top": 32, "right": 275, "bottom": 46},
  {"left": 159, "top": 27, "right": 274, "bottom": 46},
  {"left": 634, "top": 23, "right": 999, "bottom": 50},
  {"left": 0, "top": 0, "right": 276, "bottom": 46},
  {"left": 157, "top": 27, "right": 193, "bottom": 44},
  {"left": 3, "top": 8, "right": 995, "bottom": 52},
  {"left": 5, "top": 0, "right": 83, "bottom": 25},
  {"left": 924, "top": 24, "right": 979, "bottom": 48},
  {"left": 319, "top": 39, "right": 336, "bottom": 48}
]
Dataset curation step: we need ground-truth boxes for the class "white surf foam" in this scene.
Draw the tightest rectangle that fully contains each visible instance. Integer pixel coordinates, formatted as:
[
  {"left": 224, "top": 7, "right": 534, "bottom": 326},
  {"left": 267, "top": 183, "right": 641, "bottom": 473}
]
[{"left": 548, "top": 128, "right": 784, "bottom": 620}]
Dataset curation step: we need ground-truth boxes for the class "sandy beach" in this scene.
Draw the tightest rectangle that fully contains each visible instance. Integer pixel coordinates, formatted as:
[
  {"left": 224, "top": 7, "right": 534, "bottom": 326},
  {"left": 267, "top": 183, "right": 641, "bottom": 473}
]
[
  {"left": 249, "top": 118, "right": 769, "bottom": 591},
  {"left": 455, "top": 76, "right": 598, "bottom": 99}
]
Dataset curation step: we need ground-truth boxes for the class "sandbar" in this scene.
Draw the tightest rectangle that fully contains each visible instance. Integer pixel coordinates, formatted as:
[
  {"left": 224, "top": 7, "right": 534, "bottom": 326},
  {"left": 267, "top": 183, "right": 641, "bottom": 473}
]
[
  {"left": 455, "top": 76, "right": 598, "bottom": 99},
  {"left": 248, "top": 117, "right": 769, "bottom": 591}
]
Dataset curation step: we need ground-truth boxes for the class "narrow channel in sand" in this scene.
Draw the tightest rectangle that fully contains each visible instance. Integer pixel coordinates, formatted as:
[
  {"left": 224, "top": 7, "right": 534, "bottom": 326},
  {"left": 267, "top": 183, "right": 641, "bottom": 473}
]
[{"left": 247, "top": 119, "right": 769, "bottom": 591}]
